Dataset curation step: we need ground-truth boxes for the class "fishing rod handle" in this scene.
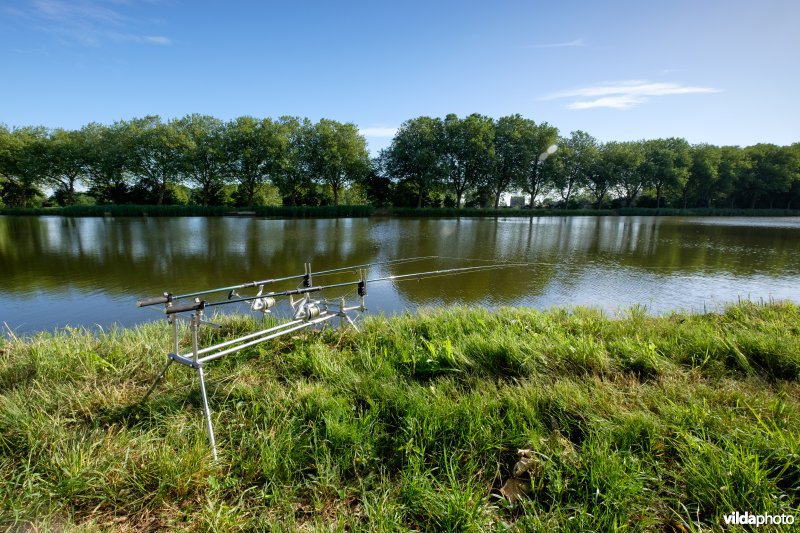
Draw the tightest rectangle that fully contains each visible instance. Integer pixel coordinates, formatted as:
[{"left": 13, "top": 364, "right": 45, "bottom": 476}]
[
  {"left": 137, "top": 294, "right": 172, "bottom": 307},
  {"left": 165, "top": 300, "right": 207, "bottom": 315}
]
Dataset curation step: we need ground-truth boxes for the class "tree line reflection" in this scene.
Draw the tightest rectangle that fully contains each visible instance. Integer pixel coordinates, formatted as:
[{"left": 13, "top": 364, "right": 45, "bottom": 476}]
[{"left": 1, "top": 216, "right": 798, "bottom": 305}]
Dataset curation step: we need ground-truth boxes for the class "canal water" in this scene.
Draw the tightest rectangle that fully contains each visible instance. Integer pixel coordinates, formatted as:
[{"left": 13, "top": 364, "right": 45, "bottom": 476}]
[{"left": 1, "top": 215, "right": 798, "bottom": 335}]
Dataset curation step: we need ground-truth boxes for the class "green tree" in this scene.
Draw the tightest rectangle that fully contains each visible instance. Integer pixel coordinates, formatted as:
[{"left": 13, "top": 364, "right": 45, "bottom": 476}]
[
  {"left": 642, "top": 138, "right": 691, "bottom": 208},
  {"left": 717, "top": 146, "right": 749, "bottom": 208},
  {"left": 493, "top": 115, "right": 558, "bottom": 209},
  {"left": 687, "top": 144, "right": 722, "bottom": 208},
  {"left": 552, "top": 130, "right": 597, "bottom": 208},
  {"left": 272, "top": 116, "right": 317, "bottom": 205},
  {"left": 0, "top": 126, "right": 49, "bottom": 207},
  {"left": 739, "top": 144, "right": 797, "bottom": 208},
  {"left": 124, "top": 116, "right": 189, "bottom": 205},
  {"left": 517, "top": 122, "right": 559, "bottom": 208},
  {"left": 224, "top": 116, "right": 289, "bottom": 207},
  {"left": 384, "top": 116, "right": 446, "bottom": 208},
  {"left": 442, "top": 113, "right": 495, "bottom": 208},
  {"left": 787, "top": 143, "right": 800, "bottom": 209},
  {"left": 303, "top": 119, "right": 370, "bottom": 205},
  {"left": 45, "top": 128, "right": 89, "bottom": 206},
  {"left": 608, "top": 141, "right": 646, "bottom": 207},
  {"left": 82, "top": 122, "right": 131, "bottom": 204},
  {"left": 173, "top": 114, "right": 228, "bottom": 206},
  {"left": 588, "top": 142, "right": 620, "bottom": 208}
]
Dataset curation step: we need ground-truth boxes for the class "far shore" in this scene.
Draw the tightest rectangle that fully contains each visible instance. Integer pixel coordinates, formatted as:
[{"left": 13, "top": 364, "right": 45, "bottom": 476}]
[{"left": 1, "top": 204, "right": 800, "bottom": 219}]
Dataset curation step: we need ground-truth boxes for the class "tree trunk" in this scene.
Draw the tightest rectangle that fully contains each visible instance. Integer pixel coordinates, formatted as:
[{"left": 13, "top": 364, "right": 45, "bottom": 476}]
[
  {"left": 157, "top": 177, "right": 166, "bottom": 205},
  {"left": 247, "top": 182, "right": 255, "bottom": 207},
  {"left": 528, "top": 183, "right": 540, "bottom": 208},
  {"left": 494, "top": 188, "right": 502, "bottom": 209},
  {"left": 456, "top": 190, "right": 463, "bottom": 209},
  {"left": 595, "top": 190, "right": 604, "bottom": 209},
  {"left": 416, "top": 187, "right": 423, "bottom": 208}
]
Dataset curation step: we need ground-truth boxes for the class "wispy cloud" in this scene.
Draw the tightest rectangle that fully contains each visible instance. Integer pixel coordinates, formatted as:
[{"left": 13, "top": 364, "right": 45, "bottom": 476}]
[
  {"left": 533, "top": 38, "right": 585, "bottom": 48},
  {"left": 360, "top": 127, "right": 398, "bottom": 138},
  {"left": 544, "top": 80, "right": 722, "bottom": 110},
  {"left": 137, "top": 35, "right": 172, "bottom": 45},
  {"left": 17, "top": 0, "right": 172, "bottom": 46}
]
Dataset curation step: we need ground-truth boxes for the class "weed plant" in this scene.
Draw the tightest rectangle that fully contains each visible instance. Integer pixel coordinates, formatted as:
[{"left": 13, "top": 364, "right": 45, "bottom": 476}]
[{"left": 0, "top": 302, "right": 798, "bottom": 530}]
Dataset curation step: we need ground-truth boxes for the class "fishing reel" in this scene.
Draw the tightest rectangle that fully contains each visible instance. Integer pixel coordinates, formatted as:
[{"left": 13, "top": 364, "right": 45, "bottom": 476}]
[
  {"left": 229, "top": 285, "right": 276, "bottom": 315},
  {"left": 290, "top": 293, "right": 326, "bottom": 321}
]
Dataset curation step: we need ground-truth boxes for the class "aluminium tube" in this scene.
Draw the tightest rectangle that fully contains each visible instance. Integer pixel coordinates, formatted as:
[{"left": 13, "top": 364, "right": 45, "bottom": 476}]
[
  {"left": 188, "top": 319, "right": 305, "bottom": 357},
  {"left": 197, "top": 313, "right": 337, "bottom": 364}
]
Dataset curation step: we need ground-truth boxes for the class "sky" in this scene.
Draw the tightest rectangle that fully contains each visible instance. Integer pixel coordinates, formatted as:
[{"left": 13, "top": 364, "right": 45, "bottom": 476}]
[{"left": 1, "top": 0, "right": 799, "bottom": 155}]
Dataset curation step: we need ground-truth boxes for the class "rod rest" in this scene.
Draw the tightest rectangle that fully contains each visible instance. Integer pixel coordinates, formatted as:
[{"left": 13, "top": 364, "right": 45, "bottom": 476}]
[
  {"left": 165, "top": 300, "right": 207, "bottom": 314},
  {"left": 137, "top": 293, "right": 172, "bottom": 307}
]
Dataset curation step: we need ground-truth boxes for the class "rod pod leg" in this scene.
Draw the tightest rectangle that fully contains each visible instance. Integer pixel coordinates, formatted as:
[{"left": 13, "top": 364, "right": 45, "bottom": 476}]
[
  {"left": 345, "top": 314, "right": 360, "bottom": 332},
  {"left": 142, "top": 358, "right": 174, "bottom": 403},
  {"left": 197, "top": 366, "right": 218, "bottom": 461}
]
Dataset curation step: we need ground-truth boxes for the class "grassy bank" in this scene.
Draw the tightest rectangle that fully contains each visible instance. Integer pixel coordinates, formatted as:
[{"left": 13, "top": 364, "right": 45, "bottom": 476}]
[
  {"left": 2, "top": 204, "right": 799, "bottom": 218},
  {"left": 1, "top": 302, "right": 798, "bottom": 530}
]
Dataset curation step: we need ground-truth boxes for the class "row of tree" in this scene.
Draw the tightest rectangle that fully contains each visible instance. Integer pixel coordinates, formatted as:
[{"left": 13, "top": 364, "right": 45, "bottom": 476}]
[
  {"left": 380, "top": 115, "right": 800, "bottom": 210},
  {"left": 0, "top": 115, "right": 370, "bottom": 208},
  {"left": 1, "top": 113, "right": 798, "bottom": 209}
]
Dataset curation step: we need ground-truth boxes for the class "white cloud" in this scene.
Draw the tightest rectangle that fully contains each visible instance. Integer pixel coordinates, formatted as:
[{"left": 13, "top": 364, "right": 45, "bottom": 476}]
[
  {"left": 567, "top": 95, "right": 646, "bottom": 110},
  {"left": 139, "top": 35, "right": 171, "bottom": 45},
  {"left": 533, "top": 38, "right": 585, "bottom": 48},
  {"left": 545, "top": 80, "right": 722, "bottom": 110},
  {"left": 360, "top": 127, "right": 398, "bottom": 138},
  {"left": 22, "top": 0, "right": 172, "bottom": 46}
]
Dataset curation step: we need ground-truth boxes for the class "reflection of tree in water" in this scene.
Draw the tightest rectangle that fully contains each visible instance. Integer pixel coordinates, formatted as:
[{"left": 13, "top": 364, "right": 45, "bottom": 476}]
[
  {"left": 0, "top": 217, "right": 380, "bottom": 298},
  {"left": 387, "top": 218, "right": 560, "bottom": 304},
  {"left": 602, "top": 217, "right": 800, "bottom": 276},
  {"left": 0, "top": 216, "right": 798, "bottom": 305}
]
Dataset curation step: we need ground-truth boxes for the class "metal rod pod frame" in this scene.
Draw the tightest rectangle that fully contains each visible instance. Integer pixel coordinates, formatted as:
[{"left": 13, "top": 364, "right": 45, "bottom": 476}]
[
  {"left": 141, "top": 298, "right": 359, "bottom": 461},
  {"left": 138, "top": 260, "right": 524, "bottom": 459}
]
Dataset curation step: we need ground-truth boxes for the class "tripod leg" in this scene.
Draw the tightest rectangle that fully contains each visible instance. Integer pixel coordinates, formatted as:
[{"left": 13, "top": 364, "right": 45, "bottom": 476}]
[
  {"left": 142, "top": 358, "right": 174, "bottom": 402},
  {"left": 197, "top": 366, "right": 218, "bottom": 461}
]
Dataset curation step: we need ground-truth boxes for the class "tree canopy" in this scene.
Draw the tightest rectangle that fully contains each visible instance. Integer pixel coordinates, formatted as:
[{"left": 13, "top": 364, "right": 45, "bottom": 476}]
[{"left": 1, "top": 113, "right": 798, "bottom": 210}]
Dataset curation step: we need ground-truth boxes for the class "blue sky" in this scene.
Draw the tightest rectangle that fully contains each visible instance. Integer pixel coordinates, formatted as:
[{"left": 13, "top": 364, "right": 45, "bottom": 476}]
[{"left": 1, "top": 0, "right": 798, "bottom": 154}]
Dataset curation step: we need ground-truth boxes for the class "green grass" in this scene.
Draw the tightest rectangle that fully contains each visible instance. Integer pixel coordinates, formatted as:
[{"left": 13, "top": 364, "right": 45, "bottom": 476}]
[{"left": 1, "top": 302, "right": 798, "bottom": 530}]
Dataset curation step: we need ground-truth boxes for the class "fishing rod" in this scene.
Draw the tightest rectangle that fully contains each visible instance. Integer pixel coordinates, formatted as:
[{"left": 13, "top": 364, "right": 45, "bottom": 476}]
[
  {"left": 136, "top": 255, "right": 439, "bottom": 307},
  {"left": 140, "top": 258, "right": 529, "bottom": 461},
  {"left": 164, "top": 262, "right": 528, "bottom": 315}
]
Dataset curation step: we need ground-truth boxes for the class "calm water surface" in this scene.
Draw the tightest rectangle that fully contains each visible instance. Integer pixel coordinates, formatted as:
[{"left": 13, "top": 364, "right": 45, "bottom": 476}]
[{"left": 1, "top": 215, "right": 799, "bottom": 335}]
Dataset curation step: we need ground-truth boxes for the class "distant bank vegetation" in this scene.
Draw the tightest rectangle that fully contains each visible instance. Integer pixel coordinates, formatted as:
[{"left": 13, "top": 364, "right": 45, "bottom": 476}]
[{"left": 1, "top": 114, "right": 798, "bottom": 212}]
